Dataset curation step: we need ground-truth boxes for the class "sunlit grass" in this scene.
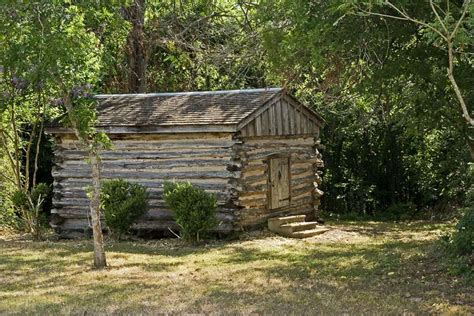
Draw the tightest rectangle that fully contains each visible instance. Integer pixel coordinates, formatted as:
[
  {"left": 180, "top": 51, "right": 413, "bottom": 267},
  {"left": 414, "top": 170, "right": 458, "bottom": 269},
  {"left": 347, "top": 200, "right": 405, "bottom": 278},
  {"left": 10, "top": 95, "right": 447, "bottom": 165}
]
[{"left": 0, "top": 221, "right": 472, "bottom": 314}]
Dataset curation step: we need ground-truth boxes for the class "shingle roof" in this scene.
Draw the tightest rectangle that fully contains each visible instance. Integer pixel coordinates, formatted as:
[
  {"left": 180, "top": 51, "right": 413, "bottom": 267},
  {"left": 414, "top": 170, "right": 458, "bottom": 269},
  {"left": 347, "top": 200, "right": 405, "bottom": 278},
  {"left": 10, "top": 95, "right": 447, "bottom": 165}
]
[{"left": 94, "top": 88, "right": 282, "bottom": 127}]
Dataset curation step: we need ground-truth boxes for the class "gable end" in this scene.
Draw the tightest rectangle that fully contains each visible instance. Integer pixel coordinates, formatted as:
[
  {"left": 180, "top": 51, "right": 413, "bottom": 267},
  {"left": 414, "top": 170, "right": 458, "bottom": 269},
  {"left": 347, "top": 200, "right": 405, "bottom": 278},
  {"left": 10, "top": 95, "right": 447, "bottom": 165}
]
[{"left": 237, "top": 92, "right": 324, "bottom": 137}]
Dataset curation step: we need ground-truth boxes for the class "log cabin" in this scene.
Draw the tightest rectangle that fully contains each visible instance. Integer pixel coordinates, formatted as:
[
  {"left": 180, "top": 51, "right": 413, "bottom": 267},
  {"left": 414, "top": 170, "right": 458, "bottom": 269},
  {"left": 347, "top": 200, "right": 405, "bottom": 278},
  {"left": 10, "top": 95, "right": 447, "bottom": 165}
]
[{"left": 46, "top": 88, "right": 325, "bottom": 238}]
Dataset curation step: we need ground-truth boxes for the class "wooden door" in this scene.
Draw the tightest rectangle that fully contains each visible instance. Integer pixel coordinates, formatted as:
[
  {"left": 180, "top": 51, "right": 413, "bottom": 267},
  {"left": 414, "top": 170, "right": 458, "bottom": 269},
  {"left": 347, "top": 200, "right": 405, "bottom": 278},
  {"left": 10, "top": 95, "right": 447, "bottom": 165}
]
[{"left": 269, "top": 157, "right": 290, "bottom": 209}]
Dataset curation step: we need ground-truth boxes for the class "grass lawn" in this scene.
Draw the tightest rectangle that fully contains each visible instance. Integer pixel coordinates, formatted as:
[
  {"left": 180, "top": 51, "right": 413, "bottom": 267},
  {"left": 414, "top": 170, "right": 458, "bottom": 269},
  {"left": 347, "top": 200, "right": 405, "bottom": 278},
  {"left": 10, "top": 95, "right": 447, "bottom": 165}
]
[{"left": 0, "top": 221, "right": 472, "bottom": 314}]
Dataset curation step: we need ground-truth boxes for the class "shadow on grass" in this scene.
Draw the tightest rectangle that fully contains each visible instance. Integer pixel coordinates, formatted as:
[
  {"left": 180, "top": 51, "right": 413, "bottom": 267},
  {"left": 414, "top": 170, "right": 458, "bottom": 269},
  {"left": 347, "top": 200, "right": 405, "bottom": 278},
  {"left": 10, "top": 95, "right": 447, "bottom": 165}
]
[
  {"left": 0, "top": 221, "right": 471, "bottom": 314},
  {"left": 329, "top": 220, "right": 453, "bottom": 238}
]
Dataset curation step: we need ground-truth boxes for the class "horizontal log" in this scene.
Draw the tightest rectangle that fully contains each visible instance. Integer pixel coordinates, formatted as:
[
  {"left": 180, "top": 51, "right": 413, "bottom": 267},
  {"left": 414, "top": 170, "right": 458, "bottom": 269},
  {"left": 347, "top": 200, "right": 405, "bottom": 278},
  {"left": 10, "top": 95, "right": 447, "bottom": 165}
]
[
  {"left": 292, "top": 181, "right": 313, "bottom": 191},
  {"left": 57, "top": 132, "right": 234, "bottom": 142},
  {"left": 241, "top": 150, "right": 314, "bottom": 161},
  {"left": 240, "top": 174, "right": 267, "bottom": 185},
  {"left": 48, "top": 125, "right": 237, "bottom": 134},
  {"left": 54, "top": 216, "right": 235, "bottom": 233},
  {"left": 292, "top": 188, "right": 313, "bottom": 200},
  {"left": 54, "top": 190, "right": 229, "bottom": 201},
  {"left": 241, "top": 168, "right": 266, "bottom": 179},
  {"left": 246, "top": 159, "right": 267, "bottom": 166},
  {"left": 51, "top": 208, "right": 235, "bottom": 222},
  {"left": 53, "top": 170, "right": 238, "bottom": 180},
  {"left": 54, "top": 195, "right": 230, "bottom": 208},
  {"left": 240, "top": 145, "right": 314, "bottom": 156},
  {"left": 242, "top": 137, "right": 314, "bottom": 146},
  {"left": 242, "top": 182, "right": 267, "bottom": 191},
  {"left": 55, "top": 178, "right": 229, "bottom": 187},
  {"left": 54, "top": 164, "right": 229, "bottom": 174},
  {"left": 291, "top": 161, "right": 314, "bottom": 170},
  {"left": 58, "top": 159, "right": 235, "bottom": 170},
  {"left": 241, "top": 164, "right": 267, "bottom": 172},
  {"left": 131, "top": 220, "right": 234, "bottom": 233},
  {"left": 291, "top": 175, "right": 316, "bottom": 187},
  {"left": 292, "top": 170, "right": 314, "bottom": 180},
  {"left": 238, "top": 191, "right": 267, "bottom": 201},
  {"left": 291, "top": 156, "right": 320, "bottom": 163},
  {"left": 60, "top": 139, "right": 236, "bottom": 149},
  {"left": 57, "top": 149, "right": 233, "bottom": 161}
]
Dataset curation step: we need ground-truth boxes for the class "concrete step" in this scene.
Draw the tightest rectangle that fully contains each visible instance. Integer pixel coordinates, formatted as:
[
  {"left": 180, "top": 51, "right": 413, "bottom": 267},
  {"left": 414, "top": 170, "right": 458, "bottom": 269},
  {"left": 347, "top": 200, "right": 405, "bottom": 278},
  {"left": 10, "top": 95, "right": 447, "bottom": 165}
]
[
  {"left": 268, "top": 215, "right": 306, "bottom": 231},
  {"left": 287, "top": 227, "right": 330, "bottom": 239},
  {"left": 279, "top": 221, "right": 318, "bottom": 234}
]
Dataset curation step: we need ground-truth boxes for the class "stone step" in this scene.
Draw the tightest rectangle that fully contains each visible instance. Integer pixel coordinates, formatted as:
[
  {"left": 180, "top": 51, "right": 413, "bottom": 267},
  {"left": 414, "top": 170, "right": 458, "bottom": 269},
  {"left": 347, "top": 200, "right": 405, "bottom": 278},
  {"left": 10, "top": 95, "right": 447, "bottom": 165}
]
[
  {"left": 279, "top": 221, "right": 318, "bottom": 234},
  {"left": 287, "top": 227, "right": 330, "bottom": 239},
  {"left": 267, "top": 215, "right": 306, "bottom": 231}
]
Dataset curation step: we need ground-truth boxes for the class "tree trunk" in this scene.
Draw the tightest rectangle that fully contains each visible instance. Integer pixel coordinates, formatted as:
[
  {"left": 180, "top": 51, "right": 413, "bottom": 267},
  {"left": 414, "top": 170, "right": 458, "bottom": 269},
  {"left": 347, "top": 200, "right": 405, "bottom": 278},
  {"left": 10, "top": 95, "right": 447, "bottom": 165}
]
[
  {"left": 63, "top": 97, "right": 107, "bottom": 269},
  {"left": 447, "top": 40, "right": 473, "bottom": 128},
  {"left": 89, "top": 150, "right": 107, "bottom": 268},
  {"left": 124, "top": 0, "right": 147, "bottom": 93}
]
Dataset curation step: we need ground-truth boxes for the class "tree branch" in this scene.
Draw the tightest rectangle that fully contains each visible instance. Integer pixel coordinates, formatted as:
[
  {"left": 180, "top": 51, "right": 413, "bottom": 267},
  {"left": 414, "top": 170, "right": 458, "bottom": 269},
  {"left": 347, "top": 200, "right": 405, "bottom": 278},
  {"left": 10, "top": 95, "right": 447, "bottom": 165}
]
[
  {"left": 451, "top": 0, "right": 471, "bottom": 38},
  {"left": 429, "top": 0, "right": 449, "bottom": 34},
  {"left": 384, "top": 1, "right": 448, "bottom": 40}
]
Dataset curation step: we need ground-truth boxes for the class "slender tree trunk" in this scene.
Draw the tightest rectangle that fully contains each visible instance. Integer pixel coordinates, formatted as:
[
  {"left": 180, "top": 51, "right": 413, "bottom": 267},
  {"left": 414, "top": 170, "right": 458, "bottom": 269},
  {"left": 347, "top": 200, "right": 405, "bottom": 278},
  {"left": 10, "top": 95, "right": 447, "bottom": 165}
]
[
  {"left": 32, "top": 117, "right": 44, "bottom": 188},
  {"left": 63, "top": 98, "right": 107, "bottom": 269},
  {"left": 447, "top": 40, "right": 474, "bottom": 127},
  {"left": 10, "top": 102, "right": 22, "bottom": 190},
  {"left": 88, "top": 150, "right": 107, "bottom": 268},
  {"left": 32, "top": 93, "right": 47, "bottom": 188},
  {"left": 24, "top": 120, "right": 38, "bottom": 191}
]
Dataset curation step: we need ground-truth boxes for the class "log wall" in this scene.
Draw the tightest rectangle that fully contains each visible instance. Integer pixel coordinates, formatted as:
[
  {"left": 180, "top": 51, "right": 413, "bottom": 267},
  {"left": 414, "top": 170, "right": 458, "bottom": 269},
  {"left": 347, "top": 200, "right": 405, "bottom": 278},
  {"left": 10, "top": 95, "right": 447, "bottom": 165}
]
[
  {"left": 51, "top": 131, "right": 324, "bottom": 237},
  {"left": 233, "top": 134, "right": 324, "bottom": 228},
  {"left": 51, "top": 132, "right": 239, "bottom": 236}
]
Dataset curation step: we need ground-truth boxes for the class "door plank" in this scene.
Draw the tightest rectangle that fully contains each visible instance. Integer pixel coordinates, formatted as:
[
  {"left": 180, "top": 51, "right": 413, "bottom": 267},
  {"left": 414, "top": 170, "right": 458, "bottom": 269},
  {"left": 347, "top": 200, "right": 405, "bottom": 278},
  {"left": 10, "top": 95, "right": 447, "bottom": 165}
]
[{"left": 269, "top": 157, "right": 290, "bottom": 209}]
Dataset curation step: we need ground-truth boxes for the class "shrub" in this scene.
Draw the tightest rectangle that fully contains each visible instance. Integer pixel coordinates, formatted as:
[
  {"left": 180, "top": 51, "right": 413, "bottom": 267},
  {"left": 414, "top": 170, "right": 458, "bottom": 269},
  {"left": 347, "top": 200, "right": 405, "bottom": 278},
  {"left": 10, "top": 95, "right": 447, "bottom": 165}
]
[
  {"left": 11, "top": 183, "right": 50, "bottom": 240},
  {"left": 451, "top": 208, "right": 474, "bottom": 256},
  {"left": 163, "top": 181, "right": 217, "bottom": 242},
  {"left": 447, "top": 164, "right": 473, "bottom": 257},
  {"left": 101, "top": 179, "right": 149, "bottom": 239},
  {"left": 384, "top": 202, "right": 417, "bottom": 221}
]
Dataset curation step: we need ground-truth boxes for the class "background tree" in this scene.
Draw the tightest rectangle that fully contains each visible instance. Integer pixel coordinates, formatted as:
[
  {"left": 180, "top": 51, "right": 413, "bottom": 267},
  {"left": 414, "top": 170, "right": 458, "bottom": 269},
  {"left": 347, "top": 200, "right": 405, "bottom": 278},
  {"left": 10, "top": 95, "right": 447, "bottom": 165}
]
[
  {"left": 0, "top": 1, "right": 128, "bottom": 267},
  {"left": 258, "top": 0, "right": 472, "bottom": 216},
  {"left": 356, "top": 0, "right": 473, "bottom": 157}
]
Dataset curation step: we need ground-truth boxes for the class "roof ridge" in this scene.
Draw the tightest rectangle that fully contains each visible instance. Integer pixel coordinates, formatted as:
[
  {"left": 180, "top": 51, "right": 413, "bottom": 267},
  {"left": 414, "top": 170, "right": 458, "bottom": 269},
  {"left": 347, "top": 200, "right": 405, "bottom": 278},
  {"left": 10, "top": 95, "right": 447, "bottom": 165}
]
[{"left": 95, "top": 87, "right": 282, "bottom": 98}]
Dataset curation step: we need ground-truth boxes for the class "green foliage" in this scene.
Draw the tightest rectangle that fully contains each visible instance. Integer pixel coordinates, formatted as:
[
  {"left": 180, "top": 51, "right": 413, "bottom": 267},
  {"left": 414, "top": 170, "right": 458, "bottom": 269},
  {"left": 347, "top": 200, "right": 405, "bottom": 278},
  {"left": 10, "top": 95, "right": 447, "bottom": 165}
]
[
  {"left": 451, "top": 208, "right": 474, "bottom": 256},
  {"left": 0, "top": 1, "right": 125, "bottom": 231},
  {"left": 163, "top": 181, "right": 217, "bottom": 242},
  {"left": 384, "top": 202, "right": 417, "bottom": 221},
  {"left": 259, "top": 0, "right": 472, "bottom": 217},
  {"left": 30, "top": 183, "right": 49, "bottom": 204},
  {"left": 10, "top": 183, "right": 50, "bottom": 240},
  {"left": 449, "top": 166, "right": 474, "bottom": 256},
  {"left": 12, "top": 183, "right": 50, "bottom": 212},
  {"left": 103, "top": 0, "right": 267, "bottom": 93},
  {"left": 11, "top": 190, "right": 28, "bottom": 211},
  {"left": 101, "top": 179, "right": 149, "bottom": 239}
]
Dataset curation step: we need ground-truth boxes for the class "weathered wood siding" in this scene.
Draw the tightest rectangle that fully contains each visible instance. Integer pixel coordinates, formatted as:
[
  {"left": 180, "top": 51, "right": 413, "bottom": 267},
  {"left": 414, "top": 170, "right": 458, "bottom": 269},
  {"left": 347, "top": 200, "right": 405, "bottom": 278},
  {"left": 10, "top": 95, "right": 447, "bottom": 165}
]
[
  {"left": 51, "top": 132, "right": 239, "bottom": 235},
  {"left": 233, "top": 135, "right": 324, "bottom": 228},
  {"left": 239, "top": 95, "right": 321, "bottom": 137}
]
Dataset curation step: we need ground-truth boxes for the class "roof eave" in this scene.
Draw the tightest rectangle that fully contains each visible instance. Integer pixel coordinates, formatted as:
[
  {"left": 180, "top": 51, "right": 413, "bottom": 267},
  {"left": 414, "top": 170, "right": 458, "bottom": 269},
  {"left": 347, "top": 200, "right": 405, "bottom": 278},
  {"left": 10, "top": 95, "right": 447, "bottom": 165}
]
[{"left": 45, "top": 124, "right": 238, "bottom": 135}]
